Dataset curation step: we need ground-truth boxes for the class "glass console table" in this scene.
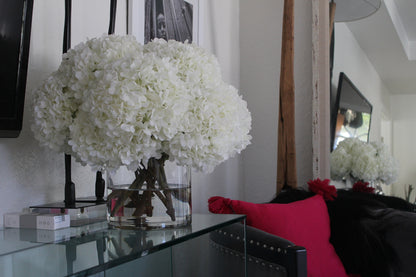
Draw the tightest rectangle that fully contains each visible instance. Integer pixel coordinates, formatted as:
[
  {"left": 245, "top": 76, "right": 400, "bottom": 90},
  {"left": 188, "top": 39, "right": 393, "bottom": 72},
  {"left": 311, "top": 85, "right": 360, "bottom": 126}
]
[{"left": 0, "top": 214, "right": 246, "bottom": 277}]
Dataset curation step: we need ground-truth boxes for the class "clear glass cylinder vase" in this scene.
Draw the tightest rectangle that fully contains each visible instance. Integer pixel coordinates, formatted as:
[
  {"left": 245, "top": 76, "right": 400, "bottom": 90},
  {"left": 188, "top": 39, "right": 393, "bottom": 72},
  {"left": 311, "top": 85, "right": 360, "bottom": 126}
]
[{"left": 106, "top": 158, "right": 191, "bottom": 229}]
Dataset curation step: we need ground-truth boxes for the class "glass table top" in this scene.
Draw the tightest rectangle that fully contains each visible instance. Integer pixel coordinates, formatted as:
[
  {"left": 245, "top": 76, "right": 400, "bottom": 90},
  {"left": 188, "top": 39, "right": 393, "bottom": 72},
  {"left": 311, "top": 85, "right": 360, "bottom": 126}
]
[{"left": 0, "top": 213, "right": 245, "bottom": 276}]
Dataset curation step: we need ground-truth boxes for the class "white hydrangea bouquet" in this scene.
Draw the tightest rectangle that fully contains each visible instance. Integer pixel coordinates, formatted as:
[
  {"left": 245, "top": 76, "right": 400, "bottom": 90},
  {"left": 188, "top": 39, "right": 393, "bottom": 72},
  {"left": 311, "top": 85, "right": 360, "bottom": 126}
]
[
  {"left": 32, "top": 35, "right": 252, "bottom": 224},
  {"left": 330, "top": 138, "right": 398, "bottom": 185}
]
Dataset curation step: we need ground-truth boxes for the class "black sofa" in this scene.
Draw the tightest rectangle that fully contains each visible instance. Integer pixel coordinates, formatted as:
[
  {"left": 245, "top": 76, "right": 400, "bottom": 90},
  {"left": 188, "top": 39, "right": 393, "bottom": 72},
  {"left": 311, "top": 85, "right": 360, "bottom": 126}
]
[
  {"left": 210, "top": 223, "right": 307, "bottom": 277},
  {"left": 208, "top": 188, "right": 416, "bottom": 277}
]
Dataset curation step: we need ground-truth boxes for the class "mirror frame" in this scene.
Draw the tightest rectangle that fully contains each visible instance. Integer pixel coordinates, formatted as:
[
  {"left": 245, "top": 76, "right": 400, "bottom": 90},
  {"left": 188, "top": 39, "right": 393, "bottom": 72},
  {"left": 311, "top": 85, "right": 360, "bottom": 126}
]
[{"left": 311, "top": 0, "right": 330, "bottom": 179}]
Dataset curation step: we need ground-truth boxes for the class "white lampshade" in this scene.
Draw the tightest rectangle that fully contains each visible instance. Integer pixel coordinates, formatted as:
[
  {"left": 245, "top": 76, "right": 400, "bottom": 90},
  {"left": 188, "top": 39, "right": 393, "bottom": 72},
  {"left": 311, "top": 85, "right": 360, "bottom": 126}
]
[{"left": 334, "top": 0, "right": 381, "bottom": 22}]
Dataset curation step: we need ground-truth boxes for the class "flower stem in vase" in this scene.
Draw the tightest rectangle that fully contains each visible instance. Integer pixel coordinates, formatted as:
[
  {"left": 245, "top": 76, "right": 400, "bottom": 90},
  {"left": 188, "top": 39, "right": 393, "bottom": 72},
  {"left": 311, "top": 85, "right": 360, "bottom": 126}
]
[
  {"left": 108, "top": 172, "right": 146, "bottom": 217},
  {"left": 150, "top": 156, "right": 176, "bottom": 220},
  {"left": 107, "top": 155, "right": 177, "bottom": 223},
  {"left": 133, "top": 170, "right": 153, "bottom": 217}
]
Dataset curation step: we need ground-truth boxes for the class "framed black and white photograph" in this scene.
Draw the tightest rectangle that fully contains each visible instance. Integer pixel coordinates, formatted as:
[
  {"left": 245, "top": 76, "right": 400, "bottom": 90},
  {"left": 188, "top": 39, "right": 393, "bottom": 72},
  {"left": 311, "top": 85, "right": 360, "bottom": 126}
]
[{"left": 128, "top": 0, "right": 199, "bottom": 44}]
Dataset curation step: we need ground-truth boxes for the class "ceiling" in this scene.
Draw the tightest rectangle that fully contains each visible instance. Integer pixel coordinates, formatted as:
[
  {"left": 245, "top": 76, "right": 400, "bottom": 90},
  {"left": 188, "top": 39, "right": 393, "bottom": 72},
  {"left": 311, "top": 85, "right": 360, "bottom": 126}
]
[{"left": 336, "top": 0, "right": 416, "bottom": 95}]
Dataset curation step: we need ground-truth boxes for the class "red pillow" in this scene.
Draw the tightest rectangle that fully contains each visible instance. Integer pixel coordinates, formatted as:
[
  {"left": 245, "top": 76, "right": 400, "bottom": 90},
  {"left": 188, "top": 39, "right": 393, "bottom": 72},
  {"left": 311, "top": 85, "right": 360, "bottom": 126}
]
[{"left": 208, "top": 195, "right": 348, "bottom": 277}]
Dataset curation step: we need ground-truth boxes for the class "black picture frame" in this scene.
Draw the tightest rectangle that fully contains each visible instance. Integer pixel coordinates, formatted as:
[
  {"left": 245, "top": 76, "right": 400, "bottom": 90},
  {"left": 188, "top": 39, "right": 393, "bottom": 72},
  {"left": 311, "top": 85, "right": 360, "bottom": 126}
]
[
  {"left": 128, "top": 0, "right": 199, "bottom": 45},
  {"left": 144, "top": 0, "right": 193, "bottom": 43},
  {"left": 0, "top": 0, "right": 34, "bottom": 137}
]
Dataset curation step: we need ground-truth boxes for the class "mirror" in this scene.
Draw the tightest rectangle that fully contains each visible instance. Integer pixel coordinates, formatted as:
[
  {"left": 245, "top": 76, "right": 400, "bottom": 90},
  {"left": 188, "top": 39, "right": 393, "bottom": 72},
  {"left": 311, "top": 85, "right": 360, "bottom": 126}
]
[
  {"left": 330, "top": 1, "right": 416, "bottom": 199},
  {"left": 331, "top": 72, "right": 372, "bottom": 150}
]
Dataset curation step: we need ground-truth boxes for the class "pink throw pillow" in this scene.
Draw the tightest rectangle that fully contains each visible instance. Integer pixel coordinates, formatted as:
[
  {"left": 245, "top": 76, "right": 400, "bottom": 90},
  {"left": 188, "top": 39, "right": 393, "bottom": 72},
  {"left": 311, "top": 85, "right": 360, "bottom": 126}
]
[{"left": 208, "top": 195, "right": 348, "bottom": 277}]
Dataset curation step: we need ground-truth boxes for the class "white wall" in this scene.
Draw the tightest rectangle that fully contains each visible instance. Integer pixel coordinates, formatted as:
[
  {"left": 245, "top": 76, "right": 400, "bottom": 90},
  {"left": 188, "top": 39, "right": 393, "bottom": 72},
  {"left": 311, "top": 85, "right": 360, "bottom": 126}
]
[
  {"left": 0, "top": 0, "right": 315, "bottom": 221},
  {"left": 391, "top": 95, "right": 416, "bottom": 199},
  {"left": 191, "top": 0, "right": 244, "bottom": 213},
  {"left": 191, "top": 0, "right": 314, "bottom": 209},
  {"left": 240, "top": 0, "right": 313, "bottom": 202}
]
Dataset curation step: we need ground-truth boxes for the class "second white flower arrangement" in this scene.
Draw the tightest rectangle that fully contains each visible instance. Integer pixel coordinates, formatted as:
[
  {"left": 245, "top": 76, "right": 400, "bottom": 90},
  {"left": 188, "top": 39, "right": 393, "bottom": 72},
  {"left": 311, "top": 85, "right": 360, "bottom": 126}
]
[{"left": 330, "top": 138, "right": 398, "bottom": 185}]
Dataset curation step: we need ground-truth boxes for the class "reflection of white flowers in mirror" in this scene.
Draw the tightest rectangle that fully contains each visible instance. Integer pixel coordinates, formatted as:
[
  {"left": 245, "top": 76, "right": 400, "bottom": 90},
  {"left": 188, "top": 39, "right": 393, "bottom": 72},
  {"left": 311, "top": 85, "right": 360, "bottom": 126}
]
[
  {"left": 330, "top": 138, "right": 398, "bottom": 185},
  {"left": 32, "top": 35, "right": 252, "bottom": 173}
]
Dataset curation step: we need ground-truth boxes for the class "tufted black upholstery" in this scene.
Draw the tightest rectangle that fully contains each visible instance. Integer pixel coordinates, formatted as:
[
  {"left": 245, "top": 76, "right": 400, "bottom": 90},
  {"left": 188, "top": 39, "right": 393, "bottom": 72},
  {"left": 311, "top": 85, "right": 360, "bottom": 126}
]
[{"left": 209, "top": 223, "right": 307, "bottom": 277}]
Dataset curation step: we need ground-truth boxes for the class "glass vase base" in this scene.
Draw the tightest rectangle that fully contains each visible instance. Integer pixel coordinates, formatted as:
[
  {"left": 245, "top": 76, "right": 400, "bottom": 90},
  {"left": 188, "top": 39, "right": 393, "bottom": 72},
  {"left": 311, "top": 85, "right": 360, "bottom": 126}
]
[
  {"left": 106, "top": 159, "right": 192, "bottom": 230},
  {"left": 107, "top": 214, "right": 192, "bottom": 230},
  {"left": 106, "top": 184, "right": 192, "bottom": 230}
]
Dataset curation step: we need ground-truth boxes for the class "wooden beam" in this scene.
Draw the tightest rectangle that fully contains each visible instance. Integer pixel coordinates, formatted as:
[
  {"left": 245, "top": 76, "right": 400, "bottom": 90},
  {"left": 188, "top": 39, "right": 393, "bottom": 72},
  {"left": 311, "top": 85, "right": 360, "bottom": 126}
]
[
  {"left": 276, "top": 0, "right": 297, "bottom": 194},
  {"left": 312, "top": 0, "right": 331, "bottom": 179}
]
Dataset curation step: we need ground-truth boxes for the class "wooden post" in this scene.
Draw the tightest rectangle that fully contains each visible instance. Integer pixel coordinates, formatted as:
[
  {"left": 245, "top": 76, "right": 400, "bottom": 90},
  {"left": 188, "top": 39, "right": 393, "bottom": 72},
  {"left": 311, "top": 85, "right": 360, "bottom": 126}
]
[
  {"left": 312, "top": 0, "right": 331, "bottom": 179},
  {"left": 276, "top": 0, "right": 297, "bottom": 194}
]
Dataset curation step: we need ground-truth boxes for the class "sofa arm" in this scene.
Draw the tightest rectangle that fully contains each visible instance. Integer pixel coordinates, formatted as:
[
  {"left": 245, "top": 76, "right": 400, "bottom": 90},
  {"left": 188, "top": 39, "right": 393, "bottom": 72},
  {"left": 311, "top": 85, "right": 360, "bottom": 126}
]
[{"left": 210, "top": 223, "right": 307, "bottom": 277}]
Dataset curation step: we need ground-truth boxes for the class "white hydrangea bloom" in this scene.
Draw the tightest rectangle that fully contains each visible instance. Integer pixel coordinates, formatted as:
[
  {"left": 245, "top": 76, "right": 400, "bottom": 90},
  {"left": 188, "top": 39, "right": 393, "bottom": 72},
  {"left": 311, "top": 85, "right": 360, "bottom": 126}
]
[
  {"left": 330, "top": 146, "right": 352, "bottom": 180},
  {"left": 32, "top": 35, "right": 252, "bottom": 173},
  {"left": 370, "top": 141, "right": 399, "bottom": 185},
  {"left": 330, "top": 138, "right": 398, "bottom": 185},
  {"left": 32, "top": 73, "right": 76, "bottom": 154},
  {"left": 350, "top": 142, "right": 378, "bottom": 182}
]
